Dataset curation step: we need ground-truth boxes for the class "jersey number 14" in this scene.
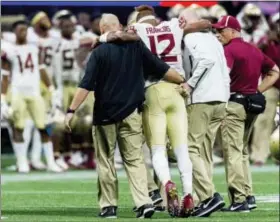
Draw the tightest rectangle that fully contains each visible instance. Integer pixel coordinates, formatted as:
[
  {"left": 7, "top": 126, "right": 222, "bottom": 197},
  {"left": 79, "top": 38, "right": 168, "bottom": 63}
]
[
  {"left": 17, "top": 53, "right": 34, "bottom": 73},
  {"left": 148, "top": 33, "right": 177, "bottom": 62}
]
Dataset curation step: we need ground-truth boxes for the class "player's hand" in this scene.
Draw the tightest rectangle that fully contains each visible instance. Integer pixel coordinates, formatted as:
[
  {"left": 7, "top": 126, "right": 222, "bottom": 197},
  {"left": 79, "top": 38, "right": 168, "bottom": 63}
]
[
  {"left": 91, "top": 37, "right": 100, "bottom": 49},
  {"left": 176, "top": 82, "right": 192, "bottom": 97},
  {"left": 1, "top": 96, "right": 13, "bottom": 120},
  {"left": 64, "top": 113, "right": 74, "bottom": 132}
]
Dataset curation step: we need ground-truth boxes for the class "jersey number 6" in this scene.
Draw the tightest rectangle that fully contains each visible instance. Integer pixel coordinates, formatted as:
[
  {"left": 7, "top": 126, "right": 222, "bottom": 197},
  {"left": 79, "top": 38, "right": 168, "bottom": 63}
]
[{"left": 148, "top": 33, "right": 177, "bottom": 63}]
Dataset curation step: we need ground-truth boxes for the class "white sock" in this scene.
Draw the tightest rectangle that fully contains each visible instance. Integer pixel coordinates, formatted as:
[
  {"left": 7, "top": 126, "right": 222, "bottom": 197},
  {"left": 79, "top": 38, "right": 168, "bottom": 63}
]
[
  {"left": 13, "top": 142, "right": 28, "bottom": 164},
  {"left": 31, "top": 129, "right": 42, "bottom": 162},
  {"left": 173, "top": 144, "right": 193, "bottom": 196},
  {"left": 151, "top": 145, "right": 171, "bottom": 186},
  {"left": 42, "top": 142, "right": 56, "bottom": 166}
]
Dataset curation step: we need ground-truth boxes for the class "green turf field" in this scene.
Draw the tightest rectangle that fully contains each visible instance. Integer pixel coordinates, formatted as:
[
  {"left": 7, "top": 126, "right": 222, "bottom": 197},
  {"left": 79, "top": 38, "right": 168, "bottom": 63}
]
[{"left": 1, "top": 162, "right": 279, "bottom": 222}]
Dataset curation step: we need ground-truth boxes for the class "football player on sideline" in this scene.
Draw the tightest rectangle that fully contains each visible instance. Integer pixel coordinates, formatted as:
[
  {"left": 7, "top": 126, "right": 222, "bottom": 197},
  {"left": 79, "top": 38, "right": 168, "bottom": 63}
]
[
  {"left": 98, "top": 5, "right": 211, "bottom": 217},
  {"left": 53, "top": 14, "right": 96, "bottom": 169},
  {"left": 1, "top": 20, "right": 62, "bottom": 173}
]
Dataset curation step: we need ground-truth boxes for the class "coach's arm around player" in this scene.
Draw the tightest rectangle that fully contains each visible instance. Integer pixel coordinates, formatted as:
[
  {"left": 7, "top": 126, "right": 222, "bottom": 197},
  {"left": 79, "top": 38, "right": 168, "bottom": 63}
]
[{"left": 64, "top": 13, "right": 186, "bottom": 219}]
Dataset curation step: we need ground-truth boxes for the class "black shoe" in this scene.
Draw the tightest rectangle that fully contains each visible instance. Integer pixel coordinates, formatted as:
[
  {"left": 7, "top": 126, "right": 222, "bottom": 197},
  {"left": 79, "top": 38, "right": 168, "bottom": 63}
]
[
  {"left": 149, "top": 189, "right": 163, "bottom": 205},
  {"left": 221, "top": 201, "right": 250, "bottom": 213},
  {"left": 136, "top": 204, "right": 155, "bottom": 218},
  {"left": 98, "top": 206, "right": 117, "bottom": 218},
  {"left": 192, "top": 193, "right": 225, "bottom": 217},
  {"left": 133, "top": 190, "right": 163, "bottom": 212},
  {"left": 247, "top": 196, "right": 257, "bottom": 210}
]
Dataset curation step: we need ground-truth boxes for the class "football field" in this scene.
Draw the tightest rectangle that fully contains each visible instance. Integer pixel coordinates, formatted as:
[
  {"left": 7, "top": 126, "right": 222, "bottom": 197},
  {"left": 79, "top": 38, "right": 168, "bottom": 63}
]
[{"left": 1, "top": 165, "right": 279, "bottom": 222}]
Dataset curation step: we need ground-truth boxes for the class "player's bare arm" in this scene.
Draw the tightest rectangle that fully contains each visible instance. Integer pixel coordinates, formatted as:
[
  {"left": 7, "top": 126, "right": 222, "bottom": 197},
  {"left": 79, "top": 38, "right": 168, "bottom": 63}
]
[
  {"left": 258, "top": 65, "right": 280, "bottom": 93},
  {"left": 163, "top": 68, "right": 185, "bottom": 84},
  {"left": 1, "top": 60, "right": 11, "bottom": 96}
]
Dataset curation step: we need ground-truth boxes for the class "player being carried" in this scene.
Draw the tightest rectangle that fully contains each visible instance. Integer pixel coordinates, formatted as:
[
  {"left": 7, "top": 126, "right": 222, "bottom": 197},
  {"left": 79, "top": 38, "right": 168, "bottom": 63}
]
[{"left": 97, "top": 5, "right": 211, "bottom": 217}]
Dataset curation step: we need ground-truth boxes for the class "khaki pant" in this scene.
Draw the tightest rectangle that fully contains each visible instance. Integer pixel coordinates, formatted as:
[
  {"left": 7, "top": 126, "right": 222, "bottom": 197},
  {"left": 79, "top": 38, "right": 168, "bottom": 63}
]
[
  {"left": 11, "top": 93, "right": 46, "bottom": 130},
  {"left": 93, "top": 109, "right": 152, "bottom": 209},
  {"left": 221, "top": 102, "right": 256, "bottom": 203},
  {"left": 251, "top": 87, "right": 280, "bottom": 163},
  {"left": 187, "top": 102, "right": 226, "bottom": 202}
]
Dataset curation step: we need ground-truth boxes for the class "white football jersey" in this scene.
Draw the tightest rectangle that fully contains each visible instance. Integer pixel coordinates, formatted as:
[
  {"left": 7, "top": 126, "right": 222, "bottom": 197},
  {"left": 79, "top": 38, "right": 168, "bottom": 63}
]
[
  {"left": 3, "top": 28, "right": 59, "bottom": 77},
  {"left": 28, "top": 28, "right": 60, "bottom": 77},
  {"left": 129, "top": 18, "right": 185, "bottom": 77},
  {"left": 7, "top": 44, "right": 41, "bottom": 96},
  {"left": 53, "top": 38, "right": 81, "bottom": 84}
]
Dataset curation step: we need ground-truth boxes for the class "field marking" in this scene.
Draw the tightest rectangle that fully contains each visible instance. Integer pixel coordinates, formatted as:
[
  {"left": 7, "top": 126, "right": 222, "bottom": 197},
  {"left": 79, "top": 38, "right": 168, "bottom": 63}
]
[
  {"left": 2, "top": 190, "right": 279, "bottom": 203},
  {"left": 2, "top": 165, "right": 279, "bottom": 184}
]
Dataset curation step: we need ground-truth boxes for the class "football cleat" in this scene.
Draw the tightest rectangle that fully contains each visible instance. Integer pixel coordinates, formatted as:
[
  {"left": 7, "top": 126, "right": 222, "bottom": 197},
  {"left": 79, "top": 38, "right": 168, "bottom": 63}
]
[
  {"left": 47, "top": 163, "right": 63, "bottom": 173},
  {"left": 180, "top": 194, "right": 194, "bottom": 217},
  {"left": 30, "top": 160, "right": 47, "bottom": 170},
  {"left": 68, "top": 151, "right": 84, "bottom": 168},
  {"left": 55, "top": 156, "right": 69, "bottom": 171},
  {"left": 17, "top": 161, "right": 30, "bottom": 174},
  {"left": 165, "top": 180, "right": 180, "bottom": 217}
]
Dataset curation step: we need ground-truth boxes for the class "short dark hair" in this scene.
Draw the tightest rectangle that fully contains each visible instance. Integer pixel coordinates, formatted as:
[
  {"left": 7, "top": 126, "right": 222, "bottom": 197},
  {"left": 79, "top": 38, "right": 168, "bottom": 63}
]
[{"left": 12, "top": 20, "right": 29, "bottom": 30}]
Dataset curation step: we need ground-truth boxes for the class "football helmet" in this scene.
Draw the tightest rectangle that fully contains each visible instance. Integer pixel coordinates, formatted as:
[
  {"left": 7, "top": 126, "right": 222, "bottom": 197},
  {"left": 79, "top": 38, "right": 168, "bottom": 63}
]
[{"left": 270, "top": 126, "right": 280, "bottom": 162}]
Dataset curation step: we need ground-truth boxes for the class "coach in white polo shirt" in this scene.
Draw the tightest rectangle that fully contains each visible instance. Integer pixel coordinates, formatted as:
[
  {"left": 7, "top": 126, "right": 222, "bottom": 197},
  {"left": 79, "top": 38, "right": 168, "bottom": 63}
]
[{"left": 179, "top": 9, "right": 230, "bottom": 217}]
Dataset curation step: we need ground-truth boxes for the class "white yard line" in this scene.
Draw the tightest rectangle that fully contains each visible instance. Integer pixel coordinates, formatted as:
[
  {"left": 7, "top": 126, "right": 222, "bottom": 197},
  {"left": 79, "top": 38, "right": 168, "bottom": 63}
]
[
  {"left": 2, "top": 191, "right": 279, "bottom": 203},
  {"left": 2, "top": 165, "right": 279, "bottom": 184}
]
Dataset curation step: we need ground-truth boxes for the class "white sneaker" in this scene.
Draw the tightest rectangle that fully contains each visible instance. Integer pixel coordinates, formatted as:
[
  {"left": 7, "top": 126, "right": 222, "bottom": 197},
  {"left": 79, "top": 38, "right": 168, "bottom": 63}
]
[
  {"left": 17, "top": 159, "right": 30, "bottom": 173},
  {"left": 55, "top": 157, "right": 69, "bottom": 170},
  {"left": 68, "top": 151, "right": 84, "bottom": 167},
  {"left": 213, "top": 154, "right": 224, "bottom": 165},
  {"left": 47, "top": 163, "right": 63, "bottom": 173},
  {"left": 31, "top": 160, "right": 47, "bottom": 170}
]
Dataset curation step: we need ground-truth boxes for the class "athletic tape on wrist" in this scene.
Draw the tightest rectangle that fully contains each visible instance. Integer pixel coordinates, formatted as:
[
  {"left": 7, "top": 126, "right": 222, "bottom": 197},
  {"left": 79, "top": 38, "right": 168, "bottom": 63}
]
[
  {"left": 39, "top": 64, "right": 46, "bottom": 70},
  {"left": 1, "top": 69, "right": 10, "bottom": 76}
]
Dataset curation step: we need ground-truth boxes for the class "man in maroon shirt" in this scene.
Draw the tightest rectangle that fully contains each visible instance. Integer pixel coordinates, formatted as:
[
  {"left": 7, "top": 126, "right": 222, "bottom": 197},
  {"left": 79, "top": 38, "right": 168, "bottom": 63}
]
[
  {"left": 251, "top": 13, "right": 280, "bottom": 165},
  {"left": 213, "top": 15, "right": 279, "bottom": 212}
]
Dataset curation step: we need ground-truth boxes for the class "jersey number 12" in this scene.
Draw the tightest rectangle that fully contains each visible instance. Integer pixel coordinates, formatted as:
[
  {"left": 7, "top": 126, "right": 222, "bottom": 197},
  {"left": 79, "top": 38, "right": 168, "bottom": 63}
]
[{"left": 148, "top": 33, "right": 177, "bottom": 62}]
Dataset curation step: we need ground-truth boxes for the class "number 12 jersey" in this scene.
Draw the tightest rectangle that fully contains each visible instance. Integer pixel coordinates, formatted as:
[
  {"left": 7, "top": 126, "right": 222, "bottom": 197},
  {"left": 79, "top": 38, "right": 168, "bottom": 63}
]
[{"left": 129, "top": 18, "right": 185, "bottom": 77}]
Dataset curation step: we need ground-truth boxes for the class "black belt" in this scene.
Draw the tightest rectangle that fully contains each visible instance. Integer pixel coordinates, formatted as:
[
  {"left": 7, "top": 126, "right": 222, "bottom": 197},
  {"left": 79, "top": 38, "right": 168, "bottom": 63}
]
[{"left": 229, "top": 93, "right": 247, "bottom": 108}]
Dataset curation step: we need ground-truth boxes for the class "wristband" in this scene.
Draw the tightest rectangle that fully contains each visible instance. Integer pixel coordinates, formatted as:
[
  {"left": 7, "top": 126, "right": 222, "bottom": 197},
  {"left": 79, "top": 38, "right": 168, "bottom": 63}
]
[
  {"left": 1, "top": 69, "right": 10, "bottom": 76},
  {"left": 39, "top": 64, "right": 46, "bottom": 70},
  {"left": 67, "top": 108, "right": 76, "bottom": 113},
  {"left": 99, "top": 32, "right": 109, "bottom": 43}
]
